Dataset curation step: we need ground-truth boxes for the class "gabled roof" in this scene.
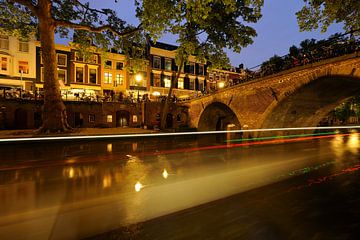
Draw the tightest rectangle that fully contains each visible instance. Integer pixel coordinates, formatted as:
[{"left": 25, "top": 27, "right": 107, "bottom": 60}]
[{"left": 150, "top": 41, "right": 178, "bottom": 51}]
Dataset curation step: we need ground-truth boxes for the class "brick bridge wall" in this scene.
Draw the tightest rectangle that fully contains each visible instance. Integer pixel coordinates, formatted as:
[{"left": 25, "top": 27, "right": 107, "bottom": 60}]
[{"left": 185, "top": 53, "right": 360, "bottom": 131}]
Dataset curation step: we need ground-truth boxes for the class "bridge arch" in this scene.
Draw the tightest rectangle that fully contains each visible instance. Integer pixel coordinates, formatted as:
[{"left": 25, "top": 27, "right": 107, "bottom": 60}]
[
  {"left": 261, "top": 75, "right": 360, "bottom": 129},
  {"left": 198, "top": 102, "right": 241, "bottom": 131}
]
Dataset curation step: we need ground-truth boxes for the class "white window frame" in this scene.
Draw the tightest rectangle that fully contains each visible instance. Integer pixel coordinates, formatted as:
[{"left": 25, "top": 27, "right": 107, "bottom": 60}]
[
  {"left": 164, "top": 77, "right": 171, "bottom": 88},
  {"left": 0, "top": 35, "right": 9, "bottom": 50},
  {"left": 75, "top": 65, "right": 85, "bottom": 83},
  {"left": 18, "top": 60, "right": 29, "bottom": 74},
  {"left": 105, "top": 60, "right": 112, "bottom": 69},
  {"left": 153, "top": 56, "right": 161, "bottom": 69},
  {"left": 178, "top": 78, "right": 184, "bottom": 89},
  {"left": 104, "top": 72, "right": 113, "bottom": 84},
  {"left": 116, "top": 61, "right": 124, "bottom": 70},
  {"left": 57, "top": 53, "right": 67, "bottom": 67},
  {"left": 88, "top": 67, "right": 98, "bottom": 84},
  {"left": 115, "top": 74, "right": 124, "bottom": 86},
  {"left": 165, "top": 58, "right": 172, "bottom": 71},
  {"left": 18, "top": 41, "right": 29, "bottom": 52},
  {"left": 0, "top": 56, "right": 9, "bottom": 73},
  {"left": 57, "top": 68, "right": 67, "bottom": 84}
]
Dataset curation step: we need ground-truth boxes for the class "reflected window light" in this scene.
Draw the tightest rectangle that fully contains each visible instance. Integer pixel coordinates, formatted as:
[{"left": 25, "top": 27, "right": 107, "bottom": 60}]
[
  {"left": 135, "top": 181, "right": 143, "bottom": 192},
  {"left": 69, "top": 167, "right": 74, "bottom": 178},
  {"left": 103, "top": 175, "right": 112, "bottom": 188},
  {"left": 107, "top": 143, "right": 112, "bottom": 153},
  {"left": 162, "top": 169, "right": 169, "bottom": 179},
  {"left": 132, "top": 142, "right": 138, "bottom": 151},
  {"left": 347, "top": 133, "right": 359, "bottom": 154}
]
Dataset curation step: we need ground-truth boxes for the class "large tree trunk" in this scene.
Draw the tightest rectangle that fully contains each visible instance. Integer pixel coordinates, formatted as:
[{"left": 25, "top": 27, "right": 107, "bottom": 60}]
[
  {"left": 160, "top": 56, "right": 184, "bottom": 129},
  {"left": 37, "top": 1, "right": 71, "bottom": 133}
]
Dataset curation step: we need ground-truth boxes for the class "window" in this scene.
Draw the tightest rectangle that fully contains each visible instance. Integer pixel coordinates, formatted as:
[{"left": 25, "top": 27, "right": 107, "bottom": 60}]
[
  {"left": 90, "top": 55, "right": 98, "bottom": 64},
  {"left": 19, "top": 41, "right": 29, "bottom": 52},
  {"left": 88, "top": 114, "right": 95, "bottom": 123},
  {"left": 1, "top": 57, "right": 8, "bottom": 71},
  {"left": 199, "top": 80, "right": 204, "bottom": 91},
  {"left": 75, "top": 52, "right": 84, "bottom": 62},
  {"left": 115, "top": 74, "right": 124, "bottom": 86},
  {"left": 153, "top": 74, "right": 161, "bottom": 87},
  {"left": 57, "top": 54, "right": 67, "bottom": 67},
  {"left": 0, "top": 35, "right": 9, "bottom": 50},
  {"left": 178, "top": 78, "right": 184, "bottom": 89},
  {"left": 105, "top": 60, "right": 112, "bottom": 69},
  {"left": 107, "top": 115, "right": 113, "bottom": 123},
  {"left": 153, "top": 56, "right": 161, "bottom": 69},
  {"left": 165, "top": 59, "right": 172, "bottom": 71},
  {"left": 199, "top": 64, "right": 204, "bottom": 75},
  {"left": 75, "top": 66, "right": 84, "bottom": 82},
  {"left": 104, "top": 72, "right": 112, "bottom": 84},
  {"left": 89, "top": 68, "right": 97, "bottom": 84},
  {"left": 58, "top": 69, "right": 66, "bottom": 83},
  {"left": 132, "top": 115, "right": 138, "bottom": 123},
  {"left": 164, "top": 77, "right": 171, "bottom": 88},
  {"left": 116, "top": 62, "right": 124, "bottom": 70},
  {"left": 18, "top": 61, "right": 29, "bottom": 74},
  {"left": 40, "top": 67, "right": 44, "bottom": 82},
  {"left": 189, "top": 62, "right": 195, "bottom": 74},
  {"left": 189, "top": 78, "right": 195, "bottom": 90}
]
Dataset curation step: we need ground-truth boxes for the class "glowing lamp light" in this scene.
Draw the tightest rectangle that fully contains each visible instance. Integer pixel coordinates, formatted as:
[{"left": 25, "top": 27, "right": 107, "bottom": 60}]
[
  {"left": 135, "top": 181, "right": 143, "bottom": 192},
  {"left": 218, "top": 82, "right": 225, "bottom": 89},
  {"left": 152, "top": 91, "right": 160, "bottom": 96},
  {"left": 162, "top": 169, "right": 169, "bottom": 179},
  {"left": 135, "top": 74, "right": 142, "bottom": 83}
]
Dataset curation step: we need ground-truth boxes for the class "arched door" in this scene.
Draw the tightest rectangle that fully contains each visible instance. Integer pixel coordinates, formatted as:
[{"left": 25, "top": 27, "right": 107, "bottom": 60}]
[{"left": 116, "top": 110, "right": 130, "bottom": 127}]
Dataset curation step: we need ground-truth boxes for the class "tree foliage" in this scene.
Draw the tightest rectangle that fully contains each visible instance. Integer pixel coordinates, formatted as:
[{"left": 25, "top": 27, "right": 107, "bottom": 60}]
[{"left": 296, "top": 0, "right": 360, "bottom": 33}]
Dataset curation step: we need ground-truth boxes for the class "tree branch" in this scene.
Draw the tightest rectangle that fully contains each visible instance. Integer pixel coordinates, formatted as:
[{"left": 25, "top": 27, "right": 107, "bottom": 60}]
[
  {"left": 10, "top": 0, "right": 38, "bottom": 14},
  {"left": 54, "top": 20, "right": 142, "bottom": 37}
]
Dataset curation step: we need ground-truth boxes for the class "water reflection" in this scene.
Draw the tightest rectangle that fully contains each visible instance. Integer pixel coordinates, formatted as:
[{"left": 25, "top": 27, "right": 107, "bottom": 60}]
[{"left": 0, "top": 132, "right": 359, "bottom": 239}]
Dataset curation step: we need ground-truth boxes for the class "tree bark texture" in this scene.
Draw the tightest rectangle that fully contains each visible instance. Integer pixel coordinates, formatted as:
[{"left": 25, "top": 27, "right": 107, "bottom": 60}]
[
  {"left": 160, "top": 56, "right": 184, "bottom": 129},
  {"left": 37, "top": 0, "right": 71, "bottom": 132}
]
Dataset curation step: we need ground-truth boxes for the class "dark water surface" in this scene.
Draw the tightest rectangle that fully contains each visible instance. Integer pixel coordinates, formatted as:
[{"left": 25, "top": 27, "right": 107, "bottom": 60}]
[{"left": 0, "top": 132, "right": 360, "bottom": 239}]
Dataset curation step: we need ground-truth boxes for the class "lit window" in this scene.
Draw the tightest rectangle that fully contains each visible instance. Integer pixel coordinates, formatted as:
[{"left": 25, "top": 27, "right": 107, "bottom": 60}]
[
  {"left": 18, "top": 61, "right": 29, "bottom": 74},
  {"left": 132, "top": 115, "right": 138, "bottom": 123},
  {"left": 105, "top": 60, "right": 112, "bottom": 69},
  {"left": 153, "top": 74, "right": 161, "bottom": 87},
  {"left": 89, "top": 68, "right": 97, "bottom": 84},
  {"left": 0, "top": 35, "right": 9, "bottom": 50},
  {"left": 104, "top": 72, "right": 112, "bottom": 84},
  {"left": 153, "top": 56, "right": 161, "bottom": 69},
  {"left": 19, "top": 41, "right": 29, "bottom": 52},
  {"left": 76, "top": 66, "right": 84, "bottom": 82},
  {"left": 88, "top": 114, "right": 95, "bottom": 123},
  {"left": 107, "top": 115, "right": 113, "bottom": 123},
  {"left": 165, "top": 59, "right": 172, "bottom": 71},
  {"left": 57, "top": 54, "right": 67, "bottom": 67},
  {"left": 58, "top": 69, "right": 66, "bottom": 83},
  {"left": 199, "top": 79, "right": 204, "bottom": 91},
  {"left": 40, "top": 67, "right": 44, "bottom": 82},
  {"left": 0, "top": 57, "right": 8, "bottom": 71},
  {"left": 178, "top": 78, "right": 184, "bottom": 89},
  {"left": 116, "top": 62, "right": 124, "bottom": 70},
  {"left": 164, "top": 77, "right": 171, "bottom": 88},
  {"left": 115, "top": 74, "right": 124, "bottom": 86}
]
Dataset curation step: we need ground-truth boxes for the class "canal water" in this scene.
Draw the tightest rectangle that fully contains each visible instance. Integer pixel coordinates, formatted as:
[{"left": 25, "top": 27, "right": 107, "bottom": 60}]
[{"left": 0, "top": 131, "right": 360, "bottom": 239}]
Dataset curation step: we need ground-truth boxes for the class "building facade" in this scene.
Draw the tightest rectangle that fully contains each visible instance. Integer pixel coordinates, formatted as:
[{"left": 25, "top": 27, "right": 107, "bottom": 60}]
[
  {"left": 0, "top": 34, "right": 37, "bottom": 91},
  {"left": 149, "top": 42, "right": 207, "bottom": 100}
]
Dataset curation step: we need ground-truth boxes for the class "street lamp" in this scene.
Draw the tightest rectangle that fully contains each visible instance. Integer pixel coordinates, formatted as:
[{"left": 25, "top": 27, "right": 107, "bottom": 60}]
[
  {"left": 218, "top": 81, "right": 225, "bottom": 89},
  {"left": 135, "top": 74, "right": 142, "bottom": 101}
]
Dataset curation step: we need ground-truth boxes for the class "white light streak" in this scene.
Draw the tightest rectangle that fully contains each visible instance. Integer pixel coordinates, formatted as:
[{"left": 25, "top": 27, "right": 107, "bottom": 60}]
[{"left": 0, "top": 126, "right": 360, "bottom": 143}]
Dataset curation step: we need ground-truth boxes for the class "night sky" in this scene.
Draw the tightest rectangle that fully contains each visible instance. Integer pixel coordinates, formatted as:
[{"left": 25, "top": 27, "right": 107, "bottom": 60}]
[{"left": 56, "top": 0, "right": 344, "bottom": 68}]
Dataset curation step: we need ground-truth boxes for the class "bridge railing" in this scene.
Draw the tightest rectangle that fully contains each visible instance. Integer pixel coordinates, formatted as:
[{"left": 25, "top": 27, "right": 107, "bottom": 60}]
[{"left": 183, "top": 29, "right": 360, "bottom": 102}]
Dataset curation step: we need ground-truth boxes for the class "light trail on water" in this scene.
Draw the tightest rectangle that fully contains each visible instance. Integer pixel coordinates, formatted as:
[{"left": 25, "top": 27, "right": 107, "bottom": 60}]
[{"left": 0, "top": 125, "right": 359, "bottom": 143}]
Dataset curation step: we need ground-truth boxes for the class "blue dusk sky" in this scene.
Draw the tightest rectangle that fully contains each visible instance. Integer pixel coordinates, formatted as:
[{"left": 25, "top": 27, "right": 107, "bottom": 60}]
[{"left": 56, "top": 0, "right": 344, "bottom": 68}]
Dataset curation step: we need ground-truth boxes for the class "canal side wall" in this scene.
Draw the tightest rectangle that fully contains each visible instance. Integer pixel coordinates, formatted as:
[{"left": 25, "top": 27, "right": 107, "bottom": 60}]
[{"left": 0, "top": 100, "right": 190, "bottom": 130}]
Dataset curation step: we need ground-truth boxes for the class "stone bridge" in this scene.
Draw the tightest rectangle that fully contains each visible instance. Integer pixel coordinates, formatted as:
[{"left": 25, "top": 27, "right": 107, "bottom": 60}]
[{"left": 184, "top": 53, "right": 360, "bottom": 133}]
